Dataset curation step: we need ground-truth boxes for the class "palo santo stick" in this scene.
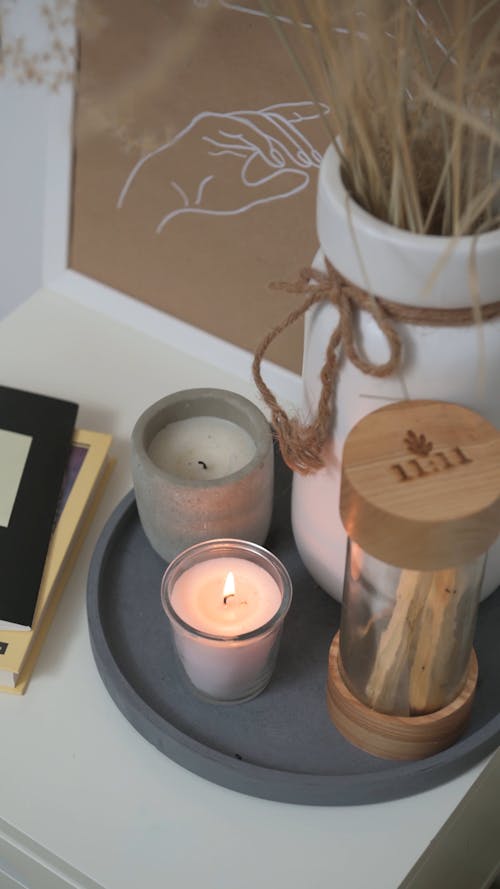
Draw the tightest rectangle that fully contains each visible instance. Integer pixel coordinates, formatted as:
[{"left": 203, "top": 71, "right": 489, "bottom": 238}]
[
  {"left": 364, "top": 570, "right": 432, "bottom": 714},
  {"left": 409, "top": 568, "right": 460, "bottom": 714}
]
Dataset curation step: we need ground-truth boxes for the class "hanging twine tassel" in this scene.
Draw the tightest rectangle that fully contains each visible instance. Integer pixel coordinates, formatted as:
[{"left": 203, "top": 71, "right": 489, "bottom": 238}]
[
  {"left": 252, "top": 262, "right": 401, "bottom": 474},
  {"left": 252, "top": 260, "right": 500, "bottom": 475}
]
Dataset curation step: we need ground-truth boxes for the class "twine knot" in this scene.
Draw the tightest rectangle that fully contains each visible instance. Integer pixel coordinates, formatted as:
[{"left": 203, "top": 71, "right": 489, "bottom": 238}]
[{"left": 252, "top": 260, "right": 500, "bottom": 475}]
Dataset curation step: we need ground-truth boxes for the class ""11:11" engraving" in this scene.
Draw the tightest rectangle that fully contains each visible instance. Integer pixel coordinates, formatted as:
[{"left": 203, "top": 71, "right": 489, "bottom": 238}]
[{"left": 391, "top": 447, "right": 472, "bottom": 482}]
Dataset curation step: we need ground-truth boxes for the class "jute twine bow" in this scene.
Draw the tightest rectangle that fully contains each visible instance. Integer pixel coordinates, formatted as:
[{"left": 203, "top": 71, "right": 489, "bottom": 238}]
[{"left": 252, "top": 259, "right": 500, "bottom": 475}]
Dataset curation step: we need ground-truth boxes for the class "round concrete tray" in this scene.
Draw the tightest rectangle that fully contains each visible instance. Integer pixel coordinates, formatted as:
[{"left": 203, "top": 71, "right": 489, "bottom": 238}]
[{"left": 87, "top": 453, "right": 500, "bottom": 805}]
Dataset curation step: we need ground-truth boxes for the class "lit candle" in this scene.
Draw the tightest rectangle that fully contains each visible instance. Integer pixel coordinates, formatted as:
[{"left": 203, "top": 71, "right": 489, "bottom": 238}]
[
  {"left": 148, "top": 416, "right": 256, "bottom": 481},
  {"left": 131, "top": 389, "right": 274, "bottom": 561},
  {"left": 171, "top": 558, "right": 282, "bottom": 633},
  {"left": 162, "top": 540, "right": 292, "bottom": 703}
]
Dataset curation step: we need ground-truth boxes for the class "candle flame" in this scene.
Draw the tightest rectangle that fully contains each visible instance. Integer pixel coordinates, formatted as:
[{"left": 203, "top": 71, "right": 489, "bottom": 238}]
[{"left": 223, "top": 571, "right": 235, "bottom": 604}]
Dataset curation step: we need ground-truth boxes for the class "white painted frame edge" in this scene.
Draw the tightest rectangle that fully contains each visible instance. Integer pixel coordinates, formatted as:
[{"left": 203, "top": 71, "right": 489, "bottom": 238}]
[{"left": 40, "top": 54, "right": 302, "bottom": 408}]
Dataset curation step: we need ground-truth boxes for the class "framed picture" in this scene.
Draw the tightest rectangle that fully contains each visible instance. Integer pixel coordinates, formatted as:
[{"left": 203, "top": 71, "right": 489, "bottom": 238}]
[{"left": 8, "top": 0, "right": 331, "bottom": 405}]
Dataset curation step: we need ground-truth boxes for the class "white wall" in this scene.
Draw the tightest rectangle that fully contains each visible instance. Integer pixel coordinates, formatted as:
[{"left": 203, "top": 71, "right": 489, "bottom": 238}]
[
  {"left": 0, "top": 78, "right": 48, "bottom": 319},
  {"left": 0, "top": 1, "right": 59, "bottom": 319}
]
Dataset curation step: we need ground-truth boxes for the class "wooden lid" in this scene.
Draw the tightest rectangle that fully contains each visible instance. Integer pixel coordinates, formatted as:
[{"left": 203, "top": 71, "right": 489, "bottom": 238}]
[{"left": 340, "top": 400, "right": 500, "bottom": 570}]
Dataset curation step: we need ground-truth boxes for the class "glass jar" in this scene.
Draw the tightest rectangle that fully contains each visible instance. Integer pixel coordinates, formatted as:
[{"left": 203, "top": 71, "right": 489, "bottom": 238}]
[
  {"left": 327, "top": 399, "right": 500, "bottom": 758},
  {"left": 339, "top": 540, "right": 486, "bottom": 716}
]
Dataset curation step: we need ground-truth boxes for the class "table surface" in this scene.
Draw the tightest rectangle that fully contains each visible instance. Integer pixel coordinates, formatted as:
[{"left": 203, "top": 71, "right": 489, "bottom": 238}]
[{"left": 0, "top": 288, "right": 493, "bottom": 889}]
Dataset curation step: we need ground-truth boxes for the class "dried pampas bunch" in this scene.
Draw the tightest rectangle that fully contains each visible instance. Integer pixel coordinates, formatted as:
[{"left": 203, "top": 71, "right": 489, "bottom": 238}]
[{"left": 261, "top": 0, "right": 500, "bottom": 236}]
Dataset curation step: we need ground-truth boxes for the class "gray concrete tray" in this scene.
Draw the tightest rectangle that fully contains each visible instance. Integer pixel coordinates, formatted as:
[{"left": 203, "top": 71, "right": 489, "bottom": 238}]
[{"left": 87, "top": 453, "right": 500, "bottom": 805}]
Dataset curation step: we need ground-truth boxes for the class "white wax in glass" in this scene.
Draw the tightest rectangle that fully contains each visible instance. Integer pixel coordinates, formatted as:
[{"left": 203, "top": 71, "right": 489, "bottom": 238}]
[
  {"left": 171, "top": 557, "right": 282, "bottom": 635},
  {"left": 169, "top": 556, "right": 283, "bottom": 700},
  {"left": 148, "top": 416, "right": 256, "bottom": 481}
]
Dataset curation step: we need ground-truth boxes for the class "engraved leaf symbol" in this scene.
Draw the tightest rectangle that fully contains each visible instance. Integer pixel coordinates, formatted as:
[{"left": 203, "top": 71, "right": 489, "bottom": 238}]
[{"left": 404, "top": 429, "right": 433, "bottom": 456}]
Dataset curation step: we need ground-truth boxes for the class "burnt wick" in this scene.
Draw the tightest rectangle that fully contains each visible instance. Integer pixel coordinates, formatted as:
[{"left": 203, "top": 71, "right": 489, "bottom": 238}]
[{"left": 198, "top": 460, "right": 208, "bottom": 470}]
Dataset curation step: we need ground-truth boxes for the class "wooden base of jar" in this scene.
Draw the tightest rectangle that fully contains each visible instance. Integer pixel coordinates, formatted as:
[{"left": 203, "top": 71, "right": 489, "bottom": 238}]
[{"left": 326, "top": 633, "right": 478, "bottom": 761}]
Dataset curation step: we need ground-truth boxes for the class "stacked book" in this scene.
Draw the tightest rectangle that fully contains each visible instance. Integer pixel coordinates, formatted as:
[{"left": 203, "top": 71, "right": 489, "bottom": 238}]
[{"left": 0, "top": 386, "right": 112, "bottom": 693}]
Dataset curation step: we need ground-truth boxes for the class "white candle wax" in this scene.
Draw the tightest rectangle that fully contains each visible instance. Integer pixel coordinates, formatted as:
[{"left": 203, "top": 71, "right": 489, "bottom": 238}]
[
  {"left": 149, "top": 416, "right": 256, "bottom": 481},
  {"left": 170, "top": 556, "right": 283, "bottom": 701}
]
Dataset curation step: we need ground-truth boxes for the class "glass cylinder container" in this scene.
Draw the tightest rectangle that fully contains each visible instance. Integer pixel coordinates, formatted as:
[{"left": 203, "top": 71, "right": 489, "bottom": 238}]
[
  {"left": 328, "top": 399, "right": 500, "bottom": 759},
  {"left": 339, "top": 540, "right": 486, "bottom": 716},
  {"left": 161, "top": 539, "right": 292, "bottom": 704}
]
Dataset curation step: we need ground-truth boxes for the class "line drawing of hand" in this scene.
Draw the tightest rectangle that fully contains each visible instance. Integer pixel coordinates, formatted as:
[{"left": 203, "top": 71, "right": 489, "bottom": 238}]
[{"left": 116, "top": 100, "right": 329, "bottom": 234}]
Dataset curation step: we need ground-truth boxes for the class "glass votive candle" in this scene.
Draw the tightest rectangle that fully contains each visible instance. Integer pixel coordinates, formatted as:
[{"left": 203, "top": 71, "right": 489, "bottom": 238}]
[{"left": 161, "top": 539, "right": 293, "bottom": 704}]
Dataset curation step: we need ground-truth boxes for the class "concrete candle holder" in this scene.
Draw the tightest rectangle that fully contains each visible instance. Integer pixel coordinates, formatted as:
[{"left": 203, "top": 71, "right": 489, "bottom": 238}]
[{"left": 131, "top": 388, "right": 274, "bottom": 562}]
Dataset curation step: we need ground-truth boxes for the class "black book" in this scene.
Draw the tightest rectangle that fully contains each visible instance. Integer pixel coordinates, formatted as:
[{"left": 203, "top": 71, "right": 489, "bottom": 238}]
[{"left": 0, "top": 386, "right": 78, "bottom": 629}]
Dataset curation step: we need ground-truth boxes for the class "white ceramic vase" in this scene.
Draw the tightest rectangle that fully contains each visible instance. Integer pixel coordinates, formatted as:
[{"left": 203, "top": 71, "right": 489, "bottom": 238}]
[{"left": 292, "top": 144, "right": 500, "bottom": 602}]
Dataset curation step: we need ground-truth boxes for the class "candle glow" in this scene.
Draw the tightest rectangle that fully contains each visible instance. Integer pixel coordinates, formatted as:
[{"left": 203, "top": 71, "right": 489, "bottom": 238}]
[{"left": 223, "top": 571, "right": 236, "bottom": 605}]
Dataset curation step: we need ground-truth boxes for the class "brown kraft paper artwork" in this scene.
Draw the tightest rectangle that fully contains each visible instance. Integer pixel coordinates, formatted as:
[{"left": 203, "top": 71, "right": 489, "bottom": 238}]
[{"left": 70, "top": 0, "right": 330, "bottom": 372}]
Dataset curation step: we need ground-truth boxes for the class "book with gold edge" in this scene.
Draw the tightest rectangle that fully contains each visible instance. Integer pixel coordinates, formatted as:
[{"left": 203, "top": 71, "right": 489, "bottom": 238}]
[{"left": 0, "top": 429, "right": 113, "bottom": 693}]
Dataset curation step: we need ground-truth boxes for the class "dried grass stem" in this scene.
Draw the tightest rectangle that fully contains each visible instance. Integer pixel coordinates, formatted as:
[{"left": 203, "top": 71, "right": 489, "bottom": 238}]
[{"left": 262, "top": 0, "right": 500, "bottom": 236}]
